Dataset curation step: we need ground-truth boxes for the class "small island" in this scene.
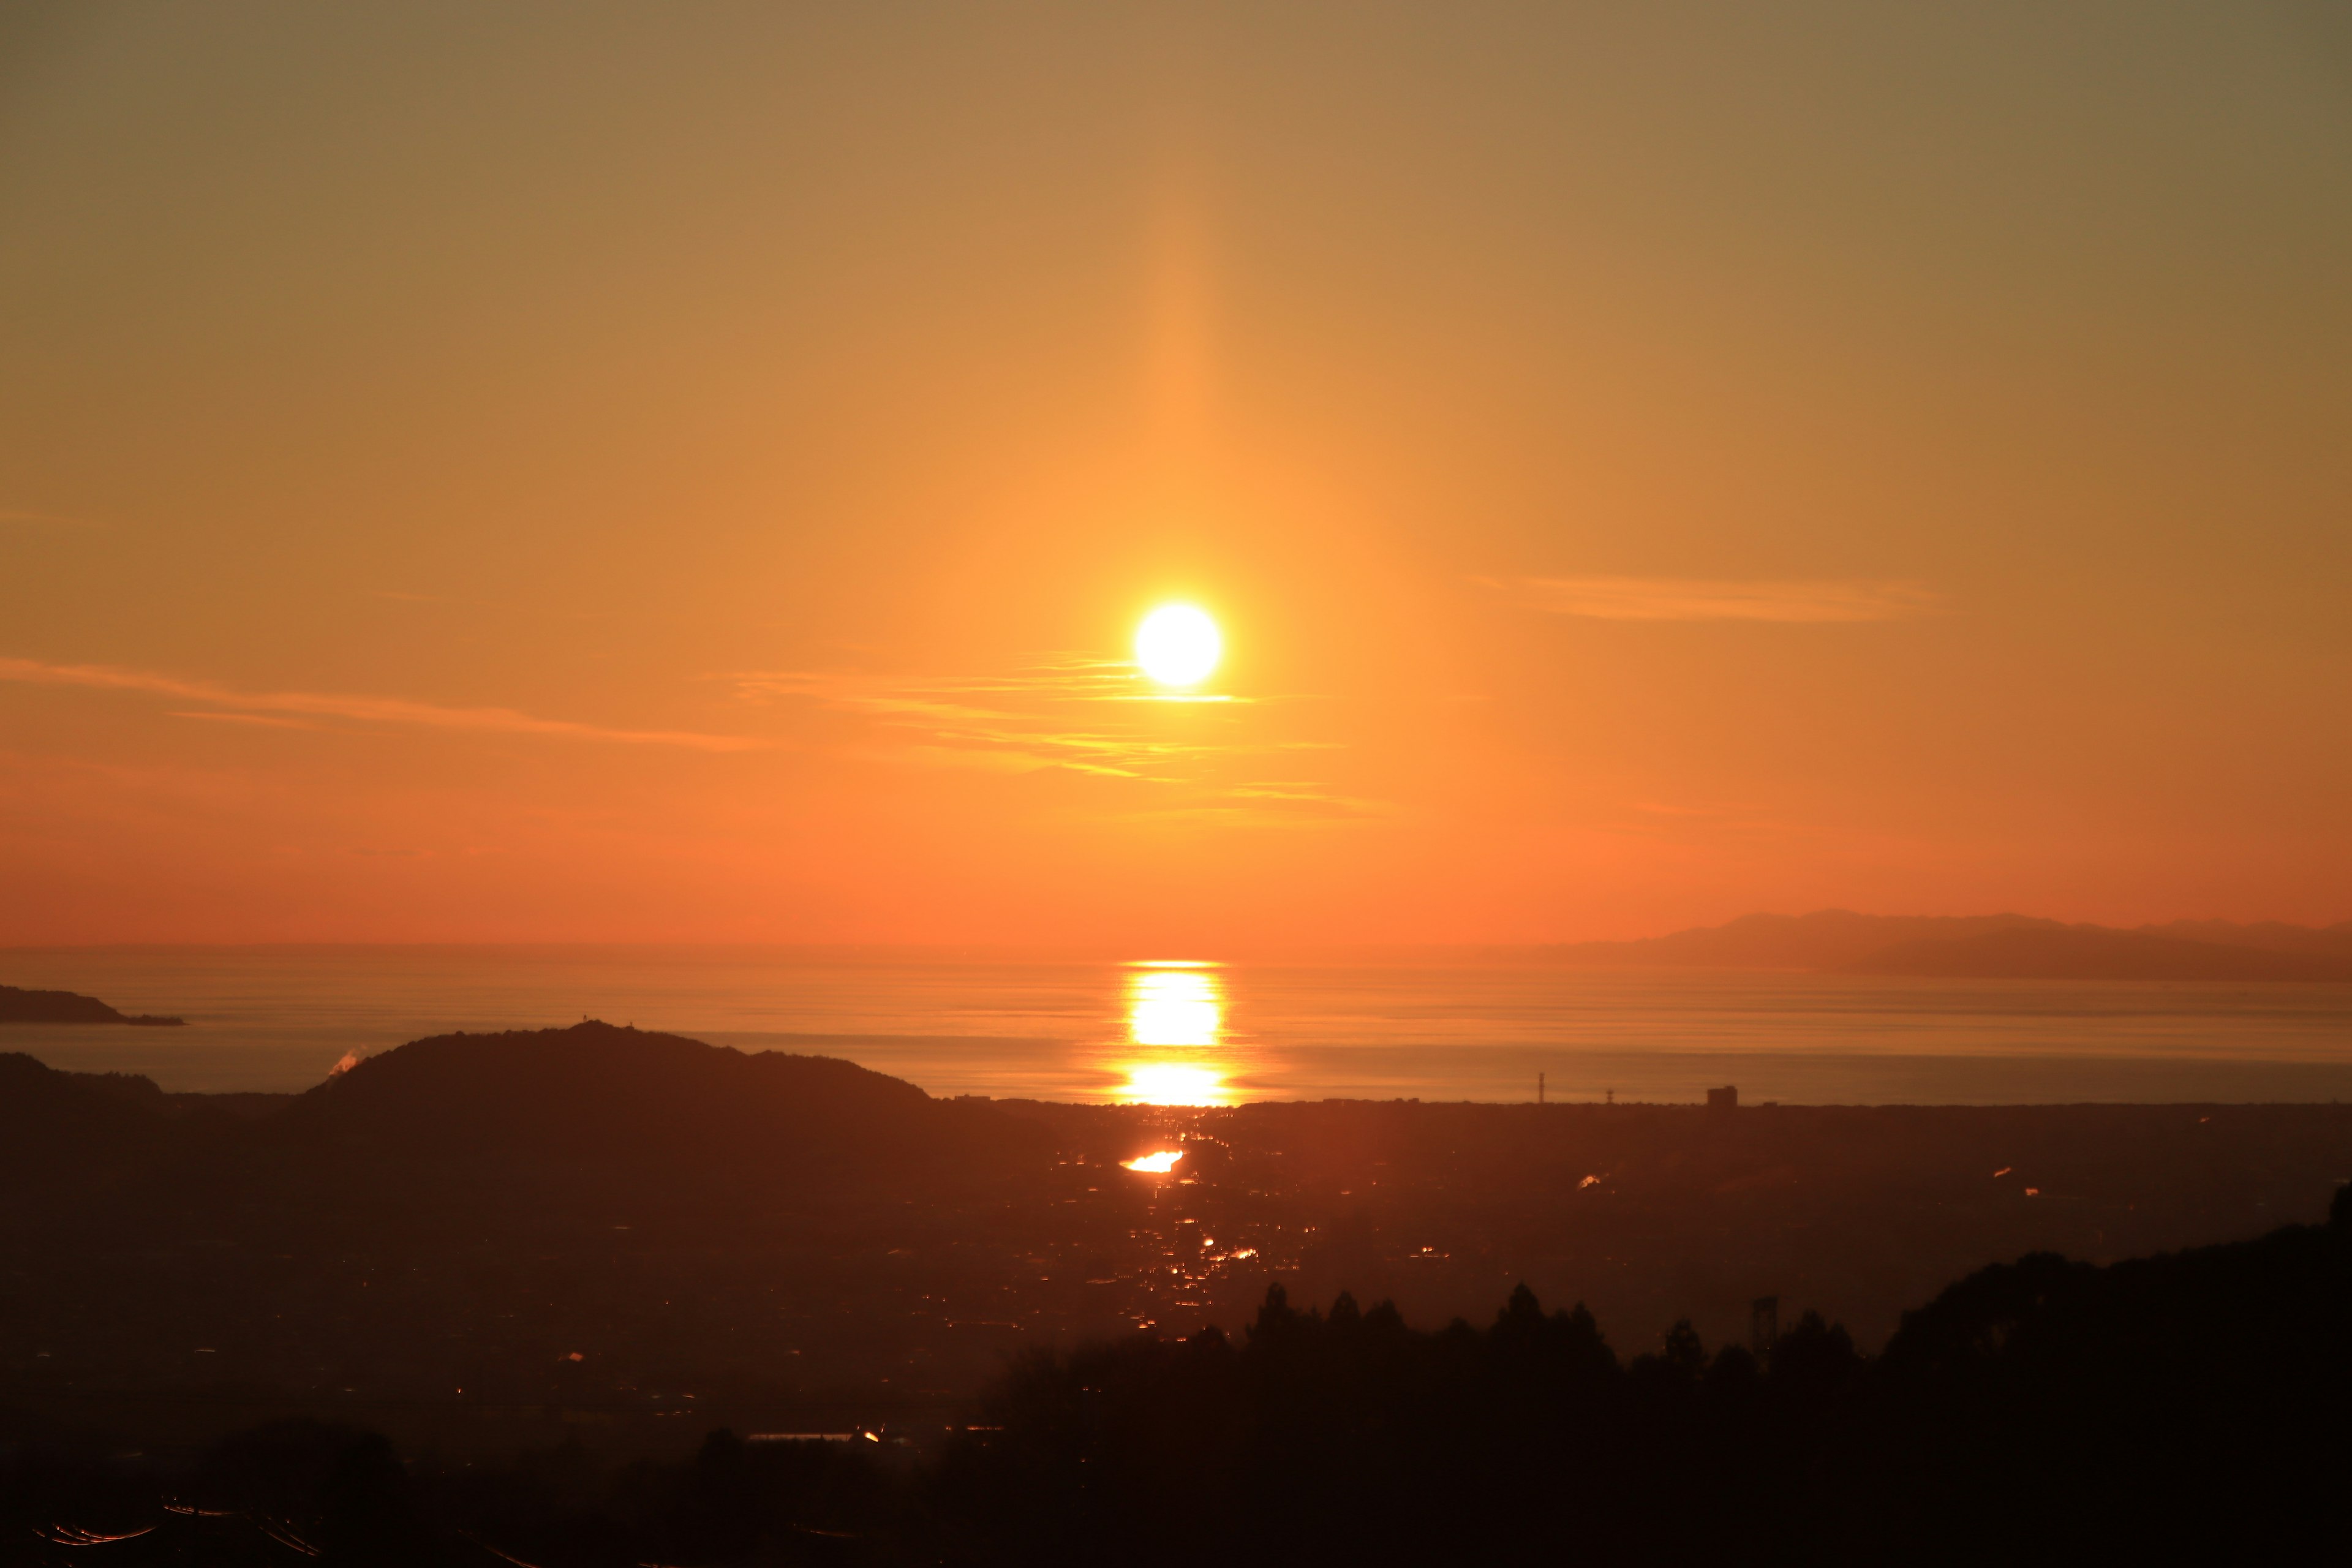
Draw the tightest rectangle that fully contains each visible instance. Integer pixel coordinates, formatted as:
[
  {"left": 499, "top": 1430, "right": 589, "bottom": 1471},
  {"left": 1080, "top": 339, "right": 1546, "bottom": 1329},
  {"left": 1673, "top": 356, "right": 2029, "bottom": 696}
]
[{"left": 0, "top": 982, "right": 184, "bottom": 1027}]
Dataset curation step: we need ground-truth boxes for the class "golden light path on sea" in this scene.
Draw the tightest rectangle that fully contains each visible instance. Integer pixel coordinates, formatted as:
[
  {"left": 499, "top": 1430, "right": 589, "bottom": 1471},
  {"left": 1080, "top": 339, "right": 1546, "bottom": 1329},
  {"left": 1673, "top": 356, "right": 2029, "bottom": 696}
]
[{"left": 1114, "top": 962, "right": 1235, "bottom": 1106}]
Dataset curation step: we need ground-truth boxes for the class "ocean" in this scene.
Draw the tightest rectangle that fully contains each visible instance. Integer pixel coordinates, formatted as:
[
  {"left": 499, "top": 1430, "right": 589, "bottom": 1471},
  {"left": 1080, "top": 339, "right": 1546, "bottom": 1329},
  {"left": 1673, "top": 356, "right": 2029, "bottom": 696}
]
[{"left": 4, "top": 946, "right": 2351, "bottom": 1104}]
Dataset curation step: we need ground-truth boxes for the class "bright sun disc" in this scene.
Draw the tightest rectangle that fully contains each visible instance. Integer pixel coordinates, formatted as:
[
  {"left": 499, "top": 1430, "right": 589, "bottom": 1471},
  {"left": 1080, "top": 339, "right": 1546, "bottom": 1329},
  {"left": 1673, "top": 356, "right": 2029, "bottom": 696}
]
[{"left": 1135, "top": 605, "right": 1221, "bottom": 687}]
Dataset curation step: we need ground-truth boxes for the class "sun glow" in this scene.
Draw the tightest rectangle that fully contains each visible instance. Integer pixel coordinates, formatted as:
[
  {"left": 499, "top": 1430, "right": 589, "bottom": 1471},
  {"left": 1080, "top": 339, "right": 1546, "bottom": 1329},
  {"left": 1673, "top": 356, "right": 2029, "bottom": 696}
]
[
  {"left": 1134, "top": 605, "right": 1221, "bottom": 687},
  {"left": 1121, "top": 1150, "right": 1185, "bottom": 1174}
]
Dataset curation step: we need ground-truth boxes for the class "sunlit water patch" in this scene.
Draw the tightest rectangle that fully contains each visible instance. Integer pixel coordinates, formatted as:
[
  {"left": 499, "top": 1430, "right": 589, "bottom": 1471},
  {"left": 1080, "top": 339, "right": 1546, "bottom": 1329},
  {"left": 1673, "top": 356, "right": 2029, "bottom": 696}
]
[
  {"left": 1117, "top": 1063, "right": 1230, "bottom": 1106},
  {"left": 1115, "top": 962, "right": 1235, "bottom": 1103}
]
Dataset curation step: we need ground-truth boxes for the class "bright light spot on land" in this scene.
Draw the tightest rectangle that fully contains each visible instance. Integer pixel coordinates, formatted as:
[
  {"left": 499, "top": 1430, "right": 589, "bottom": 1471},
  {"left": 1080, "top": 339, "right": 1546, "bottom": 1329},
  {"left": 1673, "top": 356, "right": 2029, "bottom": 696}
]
[
  {"left": 1128, "top": 965, "right": 1222, "bottom": 1046},
  {"left": 1118, "top": 1064, "right": 1229, "bottom": 1105},
  {"left": 1578, "top": 1174, "right": 1601, "bottom": 1188},
  {"left": 1122, "top": 1150, "right": 1185, "bottom": 1174},
  {"left": 1135, "top": 604, "right": 1221, "bottom": 687},
  {"left": 330, "top": 1050, "right": 365, "bottom": 1076}
]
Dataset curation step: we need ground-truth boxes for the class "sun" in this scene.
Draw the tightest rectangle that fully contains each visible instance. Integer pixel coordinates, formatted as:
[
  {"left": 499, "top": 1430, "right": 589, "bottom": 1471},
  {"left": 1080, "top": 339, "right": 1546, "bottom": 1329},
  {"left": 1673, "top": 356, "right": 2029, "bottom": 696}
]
[{"left": 1134, "top": 604, "right": 1221, "bottom": 687}]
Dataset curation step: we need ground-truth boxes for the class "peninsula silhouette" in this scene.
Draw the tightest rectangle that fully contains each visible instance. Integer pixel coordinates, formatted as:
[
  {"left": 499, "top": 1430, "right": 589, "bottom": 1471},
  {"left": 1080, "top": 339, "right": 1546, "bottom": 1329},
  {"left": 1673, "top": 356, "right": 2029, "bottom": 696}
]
[{"left": 0, "top": 982, "right": 183, "bottom": 1026}]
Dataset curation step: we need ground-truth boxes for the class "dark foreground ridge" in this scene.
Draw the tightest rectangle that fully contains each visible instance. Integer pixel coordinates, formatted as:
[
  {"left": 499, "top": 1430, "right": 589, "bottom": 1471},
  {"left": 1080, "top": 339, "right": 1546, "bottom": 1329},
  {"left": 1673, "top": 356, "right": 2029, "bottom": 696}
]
[
  {"left": 0, "top": 983, "right": 183, "bottom": 1027},
  {"left": 7, "top": 1190, "right": 2351, "bottom": 1564},
  {"left": 5, "top": 1021, "right": 2352, "bottom": 1464}
]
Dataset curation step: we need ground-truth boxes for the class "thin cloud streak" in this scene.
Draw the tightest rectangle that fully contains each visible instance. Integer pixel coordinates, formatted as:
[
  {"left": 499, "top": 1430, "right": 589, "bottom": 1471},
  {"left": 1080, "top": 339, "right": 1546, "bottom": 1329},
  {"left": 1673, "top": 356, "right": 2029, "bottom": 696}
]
[
  {"left": 1488, "top": 576, "right": 1937, "bottom": 623},
  {"left": 735, "top": 662, "right": 1219, "bottom": 777},
  {"left": 0, "top": 657, "right": 763, "bottom": 751},
  {"left": 167, "top": 710, "right": 320, "bottom": 731},
  {"left": 733, "top": 660, "right": 1318, "bottom": 798}
]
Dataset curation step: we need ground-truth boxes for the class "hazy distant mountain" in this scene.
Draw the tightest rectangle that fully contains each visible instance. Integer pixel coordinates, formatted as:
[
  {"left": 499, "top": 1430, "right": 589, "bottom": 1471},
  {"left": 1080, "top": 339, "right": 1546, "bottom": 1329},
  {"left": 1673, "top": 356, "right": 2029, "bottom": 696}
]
[
  {"left": 1543, "top": 911, "right": 2055, "bottom": 970},
  {"left": 0, "top": 981, "right": 183, "bottom": 1025},
  {"left": 1544, "top": 910, "right": 2352, "bottom": 981},
  {"left": 1844, "top": 926, "right": 2352, "bottom": 982},
  {"left": 2136, "top": 919, "right": 2352, "bottom": 959}
]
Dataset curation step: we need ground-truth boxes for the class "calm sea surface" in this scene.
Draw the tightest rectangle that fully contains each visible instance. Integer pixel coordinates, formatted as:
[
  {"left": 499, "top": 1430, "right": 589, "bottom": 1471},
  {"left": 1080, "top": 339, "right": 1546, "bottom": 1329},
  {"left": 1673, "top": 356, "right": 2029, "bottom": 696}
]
[{"left": 4, "top": 946, "right": 2351, "bottom": 1104}]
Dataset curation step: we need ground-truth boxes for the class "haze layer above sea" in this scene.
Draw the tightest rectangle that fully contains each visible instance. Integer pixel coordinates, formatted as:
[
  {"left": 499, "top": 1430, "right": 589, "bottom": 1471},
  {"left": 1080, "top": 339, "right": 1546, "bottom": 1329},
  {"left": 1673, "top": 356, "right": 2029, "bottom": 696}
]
[{"left": 3, "top": 945, "right": 2351, "bottom": 1105}]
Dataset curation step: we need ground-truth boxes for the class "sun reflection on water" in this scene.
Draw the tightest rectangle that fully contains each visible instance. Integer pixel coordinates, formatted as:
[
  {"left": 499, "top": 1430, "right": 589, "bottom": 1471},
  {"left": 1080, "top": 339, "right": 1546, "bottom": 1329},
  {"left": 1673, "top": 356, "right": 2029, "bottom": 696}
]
[
  {"left": 1127, "top": 965, "right": 1221, "bottom": 1047},
  {"left": 1118, "top": 1063, "right": 1228, "bottom": 1105},
  {"left": 1115, "top": 962, "right": 1235, "bottom": 1105}
]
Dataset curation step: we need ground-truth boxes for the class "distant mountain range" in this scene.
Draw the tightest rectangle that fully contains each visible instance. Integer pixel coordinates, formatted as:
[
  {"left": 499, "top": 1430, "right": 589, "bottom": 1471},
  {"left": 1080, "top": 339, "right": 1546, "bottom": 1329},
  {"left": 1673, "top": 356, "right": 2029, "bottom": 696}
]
[
  {"left": 0, "top": 982, "right": 183, "bottom": 1025},
  {"left": 1544, "top": 911, "right": 2352, "bottom": 982}
]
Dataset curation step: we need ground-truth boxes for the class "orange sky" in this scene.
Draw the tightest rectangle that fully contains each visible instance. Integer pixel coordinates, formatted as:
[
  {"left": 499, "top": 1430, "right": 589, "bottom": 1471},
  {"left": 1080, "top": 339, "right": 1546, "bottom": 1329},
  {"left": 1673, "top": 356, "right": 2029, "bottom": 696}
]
[{"left": 2, "top": 4, "right": 2348, "bottom": 947}]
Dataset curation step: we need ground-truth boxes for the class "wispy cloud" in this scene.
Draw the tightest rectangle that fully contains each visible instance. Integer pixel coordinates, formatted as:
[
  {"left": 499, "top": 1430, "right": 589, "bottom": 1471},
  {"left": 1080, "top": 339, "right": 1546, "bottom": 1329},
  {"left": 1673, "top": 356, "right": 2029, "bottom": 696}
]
[
  {"left": 1485, "top": 576, "right": 1937, "bottom": 623},
  {"left": 0, "top": 656, "right": 763, "bottom": 751},
  {"left": 1223, "top": 781, "right": 1388, "bottom": 818},
  {"left": 729, "top": 658, "right": 1354, "bottom": 824},
  {"left": 167, "top": 710, "right": 320, "bottom": 731},
  {"left": 733, "top": 658, "right": 1232, "bottom": 778}
]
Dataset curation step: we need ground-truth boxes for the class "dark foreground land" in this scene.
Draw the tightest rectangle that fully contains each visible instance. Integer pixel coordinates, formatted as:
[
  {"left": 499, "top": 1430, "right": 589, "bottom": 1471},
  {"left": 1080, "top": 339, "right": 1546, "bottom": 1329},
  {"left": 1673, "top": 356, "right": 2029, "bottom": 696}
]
[
  {"left": 4, "top": 1023, "right": 2350, "bottom": 1453},
  {"left": 10, "top": 1197, "right": 2352, "bottom": 1564},
  {"left": 4, "top": 1022, "right": 2351, "bottom": 1559}
]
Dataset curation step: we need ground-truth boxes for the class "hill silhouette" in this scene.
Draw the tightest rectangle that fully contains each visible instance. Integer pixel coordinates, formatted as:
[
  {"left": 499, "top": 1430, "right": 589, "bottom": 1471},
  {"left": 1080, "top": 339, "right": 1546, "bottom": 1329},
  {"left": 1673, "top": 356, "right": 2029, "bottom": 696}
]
[
  {"left": 285, "top": 1020, "right": 974, "bottom": 1166},
  {"left": 20, "top": 1020, "right": 1043, "bottom": 1221},
  {"left": 0, "top": 1023, "right": 1075, "bottom": 1424},
  {"left": 0, "top": 1053, "right": 271, "bottom": 1213},
  {"left": 127, "top": 1021, "right": 1057, "bottom": 1245},
  {"left": 0, "top": 982, "right": 183, "bottom": 1026}
]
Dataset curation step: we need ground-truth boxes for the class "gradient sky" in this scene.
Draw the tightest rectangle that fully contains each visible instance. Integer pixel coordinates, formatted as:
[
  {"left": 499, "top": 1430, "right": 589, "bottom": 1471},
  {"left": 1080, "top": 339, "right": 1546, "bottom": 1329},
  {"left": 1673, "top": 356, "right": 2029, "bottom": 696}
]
[{"left": 3, "top": 2, "right": 2348, "bottom": 947}]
